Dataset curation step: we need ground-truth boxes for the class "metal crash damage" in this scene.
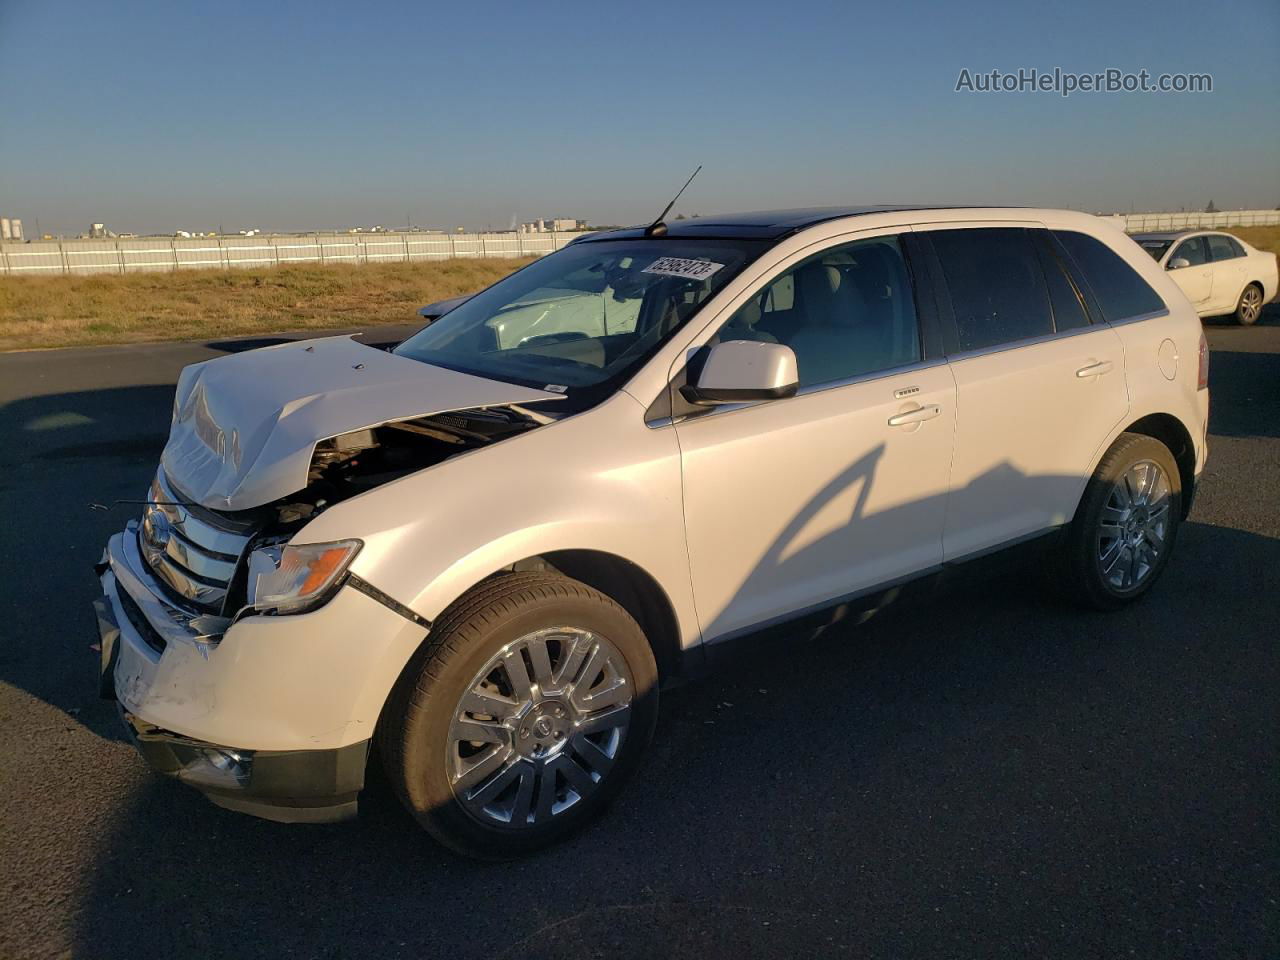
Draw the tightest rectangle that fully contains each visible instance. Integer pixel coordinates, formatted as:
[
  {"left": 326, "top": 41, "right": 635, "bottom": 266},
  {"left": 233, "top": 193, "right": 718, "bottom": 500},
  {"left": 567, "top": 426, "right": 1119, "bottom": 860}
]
[
  {"left": 93, "top": 337, "right": 570, "bottom": 821},
  {"left": 129, "top": 333, "right": 567, "bottom": 636},
  {"left": 160, "top": 333, "right": 565, "bottom": 512}
]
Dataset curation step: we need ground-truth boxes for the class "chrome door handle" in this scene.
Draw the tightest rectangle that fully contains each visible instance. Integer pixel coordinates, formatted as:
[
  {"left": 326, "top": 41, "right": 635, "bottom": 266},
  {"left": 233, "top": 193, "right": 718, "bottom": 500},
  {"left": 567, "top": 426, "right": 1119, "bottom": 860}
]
[
  {"left": 1075, "top": 360, "right": 1114, "bottom": 378},
  {"left": 887, "top": 404, "right": 941, "bottom": 427}
]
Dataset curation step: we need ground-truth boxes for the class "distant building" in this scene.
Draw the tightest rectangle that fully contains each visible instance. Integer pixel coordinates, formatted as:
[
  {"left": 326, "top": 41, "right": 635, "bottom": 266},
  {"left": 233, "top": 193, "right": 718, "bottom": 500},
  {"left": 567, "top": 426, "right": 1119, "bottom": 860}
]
[
  {"left": 90, "top": 222, "right": 107, "bottom": 238},
  {"left": 519, "top": 218, "right": 588, "bottom": 234},
  {"left": 1, "top": 217, "right": 23, "bottom": 241}
]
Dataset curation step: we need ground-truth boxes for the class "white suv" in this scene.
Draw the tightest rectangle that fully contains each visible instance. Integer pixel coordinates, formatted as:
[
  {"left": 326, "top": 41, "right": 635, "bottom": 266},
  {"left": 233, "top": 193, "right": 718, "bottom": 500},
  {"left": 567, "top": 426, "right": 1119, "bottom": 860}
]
[{"left": 93, "top": 206, "right": 1210, "bottom": 857}]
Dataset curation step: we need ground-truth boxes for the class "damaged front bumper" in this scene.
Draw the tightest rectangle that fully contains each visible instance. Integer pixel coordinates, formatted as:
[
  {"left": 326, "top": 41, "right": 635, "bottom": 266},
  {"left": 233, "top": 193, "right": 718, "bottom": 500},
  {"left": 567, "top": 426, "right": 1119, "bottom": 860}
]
[
  {"left": 93, "top": 526, "right": 427, "bottom": 825},
  {"left": 115, "top": 703, "right": 367, "bottom": 824}
]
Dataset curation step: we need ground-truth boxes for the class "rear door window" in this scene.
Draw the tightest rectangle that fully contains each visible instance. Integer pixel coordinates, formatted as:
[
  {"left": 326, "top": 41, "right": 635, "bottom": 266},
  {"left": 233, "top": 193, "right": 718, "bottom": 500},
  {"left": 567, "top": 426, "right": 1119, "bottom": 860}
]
[
  {"left": 927, "top": 228, "right": 1054, "bottom": 351},
  {"left": 1206, "top": 234, "right": 1242, "bottom": 261},
  {"left": 1054, "top": 231, "right": 1166, "bottom": 322}
]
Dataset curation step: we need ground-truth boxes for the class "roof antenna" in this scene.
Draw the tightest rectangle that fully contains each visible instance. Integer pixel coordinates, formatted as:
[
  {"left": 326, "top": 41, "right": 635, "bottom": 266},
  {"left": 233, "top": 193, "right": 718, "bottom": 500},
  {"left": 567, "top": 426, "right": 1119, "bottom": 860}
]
[{"left": 644, "top": 165, "right": 702, "bottom": 237}]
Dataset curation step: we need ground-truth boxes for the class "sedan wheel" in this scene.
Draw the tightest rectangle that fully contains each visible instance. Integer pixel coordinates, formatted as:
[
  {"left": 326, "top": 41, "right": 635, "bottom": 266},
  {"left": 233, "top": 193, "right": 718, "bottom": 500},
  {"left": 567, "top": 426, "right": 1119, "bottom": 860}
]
[{"left": 1236, "top": 284, "right": 1263, "bottom": 326}]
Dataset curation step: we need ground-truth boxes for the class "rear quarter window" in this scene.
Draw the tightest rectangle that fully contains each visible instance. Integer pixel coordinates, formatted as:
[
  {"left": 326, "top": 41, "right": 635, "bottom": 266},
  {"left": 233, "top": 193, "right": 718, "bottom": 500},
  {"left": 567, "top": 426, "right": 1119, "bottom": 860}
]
[
  {"left": 1054, "top": 231, "right": 1166, "bottom": 322},
  {"left": 1207, "top": 234, "right": 1243, "bottom": 261}
]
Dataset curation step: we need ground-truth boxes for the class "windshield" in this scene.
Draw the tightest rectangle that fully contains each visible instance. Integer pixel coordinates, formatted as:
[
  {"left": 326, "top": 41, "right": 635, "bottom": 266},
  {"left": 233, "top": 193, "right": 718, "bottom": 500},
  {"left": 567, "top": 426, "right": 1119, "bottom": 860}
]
[
  {"left": 394, "top": 237, "right": 767, "bottom": 405},
  {"left": 1136, "top": 237, "right": 1173, "bottom": 260}
]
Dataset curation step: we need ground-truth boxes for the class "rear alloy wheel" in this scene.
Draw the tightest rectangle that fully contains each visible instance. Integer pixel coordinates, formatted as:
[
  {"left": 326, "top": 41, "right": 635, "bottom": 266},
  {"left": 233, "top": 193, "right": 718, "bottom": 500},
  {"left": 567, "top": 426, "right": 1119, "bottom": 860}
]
[
  {"left": 1095, "top": 459, "right": 1172, "bottom": 594},
  {"left": 379, "top": 572, "right": 658, "bottom": 859},
  {"left": 1057, "top": 432, "right": 1182, "bottom": 610},
  {"left": 1235, "top": 283, "right": 1263, "bottom": 326}
]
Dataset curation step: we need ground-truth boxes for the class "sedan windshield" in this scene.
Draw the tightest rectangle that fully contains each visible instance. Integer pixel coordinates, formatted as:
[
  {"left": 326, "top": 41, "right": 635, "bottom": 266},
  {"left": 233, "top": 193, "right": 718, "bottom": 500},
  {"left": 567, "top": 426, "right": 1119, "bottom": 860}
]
[
  {"left": 394, "top": 237, "right": 767, "bottom": 405},
  {"left": 1136, "top": 237, "right": 1173, "bottom": 260}
]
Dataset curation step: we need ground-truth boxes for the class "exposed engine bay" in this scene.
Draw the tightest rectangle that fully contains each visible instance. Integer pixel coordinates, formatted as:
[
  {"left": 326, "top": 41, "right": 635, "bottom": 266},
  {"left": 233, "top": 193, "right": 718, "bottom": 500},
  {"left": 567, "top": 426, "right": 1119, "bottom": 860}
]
[
  {"left": 159, "top": 334, "right": 566, "bottom": 512},
  {"left": 248, "top": 404, "right": 547, "bottom": 531},
  {"left": 287, "top": 406, "right": 544, "bottom": 520},
  {"left": 136, "top": 405, "right": 548, "bottom": 623}
]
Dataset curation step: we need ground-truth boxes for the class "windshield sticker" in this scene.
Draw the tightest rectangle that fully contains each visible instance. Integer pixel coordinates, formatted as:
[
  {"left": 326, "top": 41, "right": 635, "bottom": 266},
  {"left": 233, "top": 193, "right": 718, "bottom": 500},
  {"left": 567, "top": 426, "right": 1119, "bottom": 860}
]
[
  {"left": 642, "top": 257, "right": 725, "bottom": 282},
  {"left": 542, "top": 384, "right": 568, "bottom": 393}
]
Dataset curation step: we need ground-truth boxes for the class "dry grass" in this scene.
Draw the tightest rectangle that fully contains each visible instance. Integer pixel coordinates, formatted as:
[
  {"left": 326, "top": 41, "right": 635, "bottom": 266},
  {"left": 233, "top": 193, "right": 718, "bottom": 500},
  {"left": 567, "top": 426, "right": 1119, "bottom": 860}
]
[
  {"left": 1230, "top": 225, "right": 1280, "bottom": 256},
  {"left": 5, "top": 223, "right": 1279, "bottom": 352},
  {"left": 0, "top": 257, "right": 536, "bottom": 351}
]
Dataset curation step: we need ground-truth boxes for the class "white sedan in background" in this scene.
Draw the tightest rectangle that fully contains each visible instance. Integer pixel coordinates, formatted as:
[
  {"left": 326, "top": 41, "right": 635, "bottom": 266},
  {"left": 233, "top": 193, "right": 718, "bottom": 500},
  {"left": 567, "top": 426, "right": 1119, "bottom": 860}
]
[{"left": 1134, "top": 230, "right": 1278, "bottom": 325}]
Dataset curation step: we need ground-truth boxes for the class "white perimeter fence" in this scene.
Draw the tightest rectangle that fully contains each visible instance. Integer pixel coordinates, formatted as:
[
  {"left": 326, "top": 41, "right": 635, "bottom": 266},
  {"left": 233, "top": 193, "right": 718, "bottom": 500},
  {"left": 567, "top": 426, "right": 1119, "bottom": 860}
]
[
  {"left": 2, "top": 210, "right": 1278, "bottom": 277},
  {"left": 0, "top": 230, "right": 576, "bottom": 277},
  {"left": 1104, "top": 209, "right": 1280, "bottom": 233}
]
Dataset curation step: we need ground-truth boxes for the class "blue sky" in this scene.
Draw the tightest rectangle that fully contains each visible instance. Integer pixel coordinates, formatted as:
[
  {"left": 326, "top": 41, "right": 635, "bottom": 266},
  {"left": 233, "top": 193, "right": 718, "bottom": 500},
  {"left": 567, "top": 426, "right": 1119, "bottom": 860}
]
[{"left": 1, "top": 0, "right": 1276, "bottom": 236}]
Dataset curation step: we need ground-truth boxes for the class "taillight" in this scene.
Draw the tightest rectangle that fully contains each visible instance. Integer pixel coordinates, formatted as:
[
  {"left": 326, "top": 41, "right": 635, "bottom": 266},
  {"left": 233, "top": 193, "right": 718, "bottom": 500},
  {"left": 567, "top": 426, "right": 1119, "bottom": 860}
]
[{"left": 1197, "top": 331, "right": 1209, "bottom": 390}]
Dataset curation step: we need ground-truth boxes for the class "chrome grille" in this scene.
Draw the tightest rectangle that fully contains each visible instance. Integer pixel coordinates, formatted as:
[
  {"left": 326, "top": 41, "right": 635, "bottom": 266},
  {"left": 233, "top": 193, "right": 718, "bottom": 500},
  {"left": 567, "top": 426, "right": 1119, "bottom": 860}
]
[{"left": 138, "top": 471, "right": 254, "bottom": 613}]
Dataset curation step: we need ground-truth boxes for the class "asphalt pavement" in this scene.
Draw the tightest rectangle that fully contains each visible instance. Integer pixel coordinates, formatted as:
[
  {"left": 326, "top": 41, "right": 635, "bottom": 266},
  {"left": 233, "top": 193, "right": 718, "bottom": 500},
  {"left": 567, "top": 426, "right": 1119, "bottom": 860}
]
[{"left": 0, "top": 314, "right": 1276, "bottom": 959}]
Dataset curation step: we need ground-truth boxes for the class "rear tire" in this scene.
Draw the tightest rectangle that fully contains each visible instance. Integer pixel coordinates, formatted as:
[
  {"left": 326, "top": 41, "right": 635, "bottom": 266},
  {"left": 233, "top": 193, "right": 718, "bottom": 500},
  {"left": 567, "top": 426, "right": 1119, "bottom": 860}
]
[
  {"left": 1235, "top": 283, "right": 1263, "bottom": 326},
  {"left": 378, "top": 572, "right": 658, "bottom": 859},
  {"left": 1057, "top": 433, "right": 1182, "bottom": 610}
]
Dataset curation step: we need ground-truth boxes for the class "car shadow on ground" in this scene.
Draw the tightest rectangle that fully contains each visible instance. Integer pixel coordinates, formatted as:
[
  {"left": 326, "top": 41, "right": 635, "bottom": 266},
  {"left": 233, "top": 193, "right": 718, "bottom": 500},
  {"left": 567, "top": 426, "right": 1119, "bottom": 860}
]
[
  {"left": 0, "top": 385, "right": 173, "bottom": 739},
  {"left": 66, "top": 518, "right": 1279, "bottom": 960},
  {"left": 0, "top": 345, "right": 1273, "bottom": 958}
]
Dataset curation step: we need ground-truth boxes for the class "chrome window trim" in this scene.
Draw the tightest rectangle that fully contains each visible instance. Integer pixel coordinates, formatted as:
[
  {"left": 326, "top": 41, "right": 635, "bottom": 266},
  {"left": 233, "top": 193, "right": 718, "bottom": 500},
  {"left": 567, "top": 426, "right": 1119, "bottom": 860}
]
[
  {"left": 1104, "top": 307, "right": 1170, "bottom": 328},
  {"left": 660, "top": 357, "right": 948, "bottom": 427},
  {"left": 652, "top": 306, "right": 1169, "bottom": 427},
  {"left": 793, "top": 356, "right": 945, "bottom": 397},
  {"left": 944, "top": 310, "right": 1165, "bottom": 363}
]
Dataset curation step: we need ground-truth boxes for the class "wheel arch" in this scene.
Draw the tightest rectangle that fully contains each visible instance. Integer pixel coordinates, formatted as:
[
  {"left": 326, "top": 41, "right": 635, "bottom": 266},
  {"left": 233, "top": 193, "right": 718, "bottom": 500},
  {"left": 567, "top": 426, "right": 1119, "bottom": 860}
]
[
  {"left": 392, "top": 548, "right": 691, "bottom": 692},
  {"left": 533, "top": 549, "right": 688, "bottom": 683}
]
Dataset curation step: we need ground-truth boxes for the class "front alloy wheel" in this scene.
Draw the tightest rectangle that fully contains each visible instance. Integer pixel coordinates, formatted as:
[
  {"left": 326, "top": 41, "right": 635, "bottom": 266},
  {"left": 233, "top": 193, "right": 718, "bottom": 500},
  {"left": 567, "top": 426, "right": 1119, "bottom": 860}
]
[
  {"left": 448, "top": 627, "right": 633, "bottom": 829},
  {"left": 379, "top": 572, "right": 658, "bottom": 859}
]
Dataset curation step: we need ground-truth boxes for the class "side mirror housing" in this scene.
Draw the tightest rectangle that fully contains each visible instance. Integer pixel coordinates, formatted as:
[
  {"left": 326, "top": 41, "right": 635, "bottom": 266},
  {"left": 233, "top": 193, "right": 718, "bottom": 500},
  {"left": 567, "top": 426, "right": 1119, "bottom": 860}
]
[
  {"left": 1167, "top": 257, "right": 1191, "bottom": 270},
  {"left": 681, "top": 340, "right": 800, "bottom": 405},
  {"left": 417, "top": 293, "right": 474, "bottom": 322}
]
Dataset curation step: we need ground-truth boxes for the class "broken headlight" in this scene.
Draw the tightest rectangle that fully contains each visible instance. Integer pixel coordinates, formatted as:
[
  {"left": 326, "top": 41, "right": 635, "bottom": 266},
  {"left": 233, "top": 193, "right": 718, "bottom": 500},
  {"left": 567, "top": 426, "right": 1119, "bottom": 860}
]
[{"left": 246, "top": 540, "right": 362, "bottom": 615}]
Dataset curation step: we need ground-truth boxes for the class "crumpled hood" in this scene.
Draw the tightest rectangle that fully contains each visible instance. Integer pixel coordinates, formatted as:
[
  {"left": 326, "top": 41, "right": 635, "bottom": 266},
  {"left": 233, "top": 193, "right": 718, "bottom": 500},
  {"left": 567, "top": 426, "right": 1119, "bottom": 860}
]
[{"left": 161, "top": 335, "right": 564, "bottom": 510}]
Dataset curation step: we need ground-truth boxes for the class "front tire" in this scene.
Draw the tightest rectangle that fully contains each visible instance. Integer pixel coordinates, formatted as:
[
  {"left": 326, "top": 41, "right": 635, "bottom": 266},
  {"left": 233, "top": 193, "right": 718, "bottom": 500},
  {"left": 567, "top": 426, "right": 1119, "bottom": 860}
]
[
  {"left": 1057, "top": 433, "right": 1182, "bottom": 610},
  {"left": 378, "top": 572, "right": 659, "bottom": 859},
  {"left": 1235, "top": 283, "right": 1263, "bottom": 326}
]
